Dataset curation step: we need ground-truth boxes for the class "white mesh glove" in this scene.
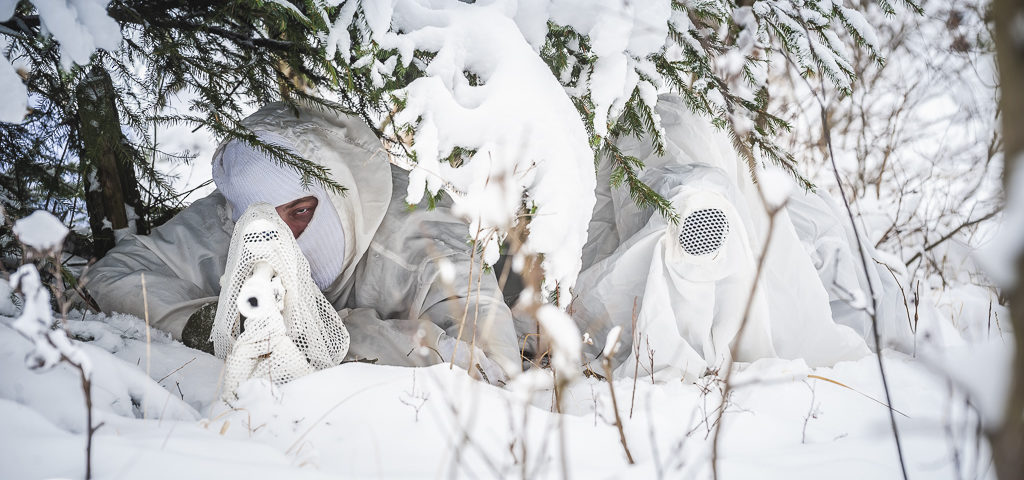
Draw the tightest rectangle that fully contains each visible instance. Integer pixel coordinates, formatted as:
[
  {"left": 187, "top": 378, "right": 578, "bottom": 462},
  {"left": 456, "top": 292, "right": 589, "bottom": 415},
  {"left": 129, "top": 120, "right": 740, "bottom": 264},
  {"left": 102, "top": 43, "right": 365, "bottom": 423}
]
[{"left": 437, "top": 336, "right": 508, "bottom": 386}]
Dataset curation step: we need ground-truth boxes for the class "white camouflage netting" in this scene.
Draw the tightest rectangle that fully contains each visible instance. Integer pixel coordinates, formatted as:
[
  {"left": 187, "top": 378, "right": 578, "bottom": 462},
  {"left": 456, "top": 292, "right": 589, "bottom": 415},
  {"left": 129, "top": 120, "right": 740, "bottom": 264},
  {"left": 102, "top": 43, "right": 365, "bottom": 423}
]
[
  {"left": 679, "top": 208, "right": 730, "bottom": 257},
  {"left": 211, "top": 203, "right": 349, "bottom": 397}
]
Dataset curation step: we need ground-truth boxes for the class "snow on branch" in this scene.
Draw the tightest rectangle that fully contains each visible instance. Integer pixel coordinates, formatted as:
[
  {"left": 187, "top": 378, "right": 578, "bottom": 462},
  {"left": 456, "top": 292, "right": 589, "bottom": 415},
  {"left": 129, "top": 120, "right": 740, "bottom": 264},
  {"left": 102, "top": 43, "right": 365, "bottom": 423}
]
[
  {"left": 334, "top": 0, "right": 598, "bottom": 300},
  {"left": 0, "top": 0, "right": 121, "bottom": 122},
  {"left": 8, "top": 209, "right": 84, "bottom": 372},
  {"left": 323, "top": 0, "right": 906, "bottom": 298},
  {"left": 11, "top": 264, "right": 91, "bottom": 375},
  {"left": 13, "top": 210, "right": 70, "bottom": 255}
]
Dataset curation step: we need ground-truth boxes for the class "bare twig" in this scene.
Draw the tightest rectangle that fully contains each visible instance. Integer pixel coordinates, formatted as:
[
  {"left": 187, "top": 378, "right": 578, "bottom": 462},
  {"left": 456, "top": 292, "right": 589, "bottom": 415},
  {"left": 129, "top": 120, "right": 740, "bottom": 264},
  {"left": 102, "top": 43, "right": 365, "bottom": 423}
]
[
  {"left": 801, "top": 380, "right": 818, "bottom": 444},
  {"left": 904, "top": 209, "right": 1000, "bottom": 267},
  {"left": 141, "top": 273, "right": 151, "bottom": 419},
  {"left": 820, "top": 99, "right": 910, "bottom": 479}
]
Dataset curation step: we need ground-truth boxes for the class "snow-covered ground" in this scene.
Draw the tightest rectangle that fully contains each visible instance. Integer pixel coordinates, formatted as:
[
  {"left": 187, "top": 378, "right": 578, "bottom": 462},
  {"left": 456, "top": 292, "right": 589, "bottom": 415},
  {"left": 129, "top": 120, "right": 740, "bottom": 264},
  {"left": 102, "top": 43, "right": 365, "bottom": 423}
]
[{"left": 0, "top": 291, "right": 1008, "bottom": 479}]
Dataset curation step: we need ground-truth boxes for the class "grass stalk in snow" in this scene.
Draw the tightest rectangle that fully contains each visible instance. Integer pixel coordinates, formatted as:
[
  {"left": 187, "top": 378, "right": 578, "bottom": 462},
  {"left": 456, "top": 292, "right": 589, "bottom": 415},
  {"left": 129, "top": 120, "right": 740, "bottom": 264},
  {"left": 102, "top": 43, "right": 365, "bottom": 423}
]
[
  {"left": 601, "top": 326, "right": 635, "bottom": 465},
  {"left": 629, "top": 297, "right": 639, "bottom": 419},
  {"left": 450, "top": 223, "right": 482, "bottom": 372},
  {"left": 801, "top": 380, "right": 818, "bottom": 444},
  {"left": 142, "top": 273, "right": 152, "bottom": 419}
]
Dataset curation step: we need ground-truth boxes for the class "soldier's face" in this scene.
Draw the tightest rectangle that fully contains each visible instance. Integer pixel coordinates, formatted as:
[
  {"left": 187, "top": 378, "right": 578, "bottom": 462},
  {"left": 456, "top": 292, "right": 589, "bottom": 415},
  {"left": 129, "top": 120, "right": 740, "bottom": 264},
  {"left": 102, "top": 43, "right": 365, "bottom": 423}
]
[{"left": 275, "top": 196, "right": 319, "bottom": 239}]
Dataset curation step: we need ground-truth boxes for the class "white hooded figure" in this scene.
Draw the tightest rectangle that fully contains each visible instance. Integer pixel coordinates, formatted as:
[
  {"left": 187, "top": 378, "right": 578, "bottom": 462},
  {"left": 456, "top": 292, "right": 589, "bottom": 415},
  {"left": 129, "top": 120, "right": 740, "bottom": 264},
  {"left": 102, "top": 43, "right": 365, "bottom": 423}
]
[
  {"left": 86, "top": 102, "right": 520, "bottom": 386},
  {"left": 571, "top": 94, "right": 874, "bottom": 382}
]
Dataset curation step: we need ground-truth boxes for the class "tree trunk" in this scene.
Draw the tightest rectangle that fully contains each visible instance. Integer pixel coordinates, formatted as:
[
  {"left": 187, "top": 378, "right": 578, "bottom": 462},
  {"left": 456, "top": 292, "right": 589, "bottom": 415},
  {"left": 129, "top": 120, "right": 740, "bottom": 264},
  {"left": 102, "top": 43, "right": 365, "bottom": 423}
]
[
  {"left": 77, "top": 65, "right": 145, "bottom": 258},
  {"left": 992, "top": 0, "right": 1024, "bottom": 478}
]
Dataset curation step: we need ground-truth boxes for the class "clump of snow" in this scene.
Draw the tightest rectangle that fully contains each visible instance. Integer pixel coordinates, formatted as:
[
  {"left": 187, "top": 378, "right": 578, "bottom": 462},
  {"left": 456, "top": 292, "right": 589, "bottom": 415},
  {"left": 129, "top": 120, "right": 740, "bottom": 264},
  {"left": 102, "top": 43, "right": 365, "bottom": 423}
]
[
  {"left": 437, "top": 257, "right": 456, "bottom": 285},
  {"left": 602, "top": 325, "right": 622, "bottom": 359},
  {"left": 345, "top": 0, "right": 597, "bottom": 302},
  {"left": 535, "top": 304, "right": 582, "bottom": 381},
  {"left": 12, "top": 210, "right": 70, "bottom": 252},
  {"left": 547, "top": 0, "right": 672, "bottom": 137},
  {"left": 758, "top": 165, "right": 794, "bottom": 210},
  {"left": 32, "top": 0, "right": 120, "bottom": 70}
]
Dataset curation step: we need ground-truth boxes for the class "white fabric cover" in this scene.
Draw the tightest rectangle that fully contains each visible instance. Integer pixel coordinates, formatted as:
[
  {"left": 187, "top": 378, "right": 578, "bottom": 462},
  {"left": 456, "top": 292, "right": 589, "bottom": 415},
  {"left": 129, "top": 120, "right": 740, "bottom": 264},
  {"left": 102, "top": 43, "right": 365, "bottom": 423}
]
[
  {"left": 214, "top": 203, "right": 350, "bottom": 396},
  {"left": 86, "top": 102, "right": 522, "bottom": 382},
  {"left": 786, "top": 189, "right": 916, "bottom": 351},
  {"left": 572, "top": 94, "right": 870, "bottom": 382}
]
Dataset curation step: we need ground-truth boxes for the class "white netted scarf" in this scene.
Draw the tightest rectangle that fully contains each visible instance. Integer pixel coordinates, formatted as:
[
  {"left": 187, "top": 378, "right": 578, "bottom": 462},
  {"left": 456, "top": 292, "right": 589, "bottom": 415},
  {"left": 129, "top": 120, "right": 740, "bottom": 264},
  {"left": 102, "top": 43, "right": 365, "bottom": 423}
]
[{"left": 211, "top": 203, "right": 350, "bottom": 398}]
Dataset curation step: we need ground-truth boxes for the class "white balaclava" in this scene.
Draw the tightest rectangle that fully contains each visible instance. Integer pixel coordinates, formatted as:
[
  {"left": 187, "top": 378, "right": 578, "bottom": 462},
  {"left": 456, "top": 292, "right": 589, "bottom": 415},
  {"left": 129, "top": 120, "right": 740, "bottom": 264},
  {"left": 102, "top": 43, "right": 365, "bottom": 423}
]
[{"left": 211, "top": 131, "right": 346, "bottom": 290}]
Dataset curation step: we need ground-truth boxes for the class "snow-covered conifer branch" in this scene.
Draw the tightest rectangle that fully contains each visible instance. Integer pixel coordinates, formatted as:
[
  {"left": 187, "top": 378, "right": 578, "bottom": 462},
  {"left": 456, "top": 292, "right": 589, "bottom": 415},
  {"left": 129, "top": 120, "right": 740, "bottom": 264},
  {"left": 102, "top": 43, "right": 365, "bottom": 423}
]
[{"left": 316, "top": 0, "right": 913, "bottom": 293}]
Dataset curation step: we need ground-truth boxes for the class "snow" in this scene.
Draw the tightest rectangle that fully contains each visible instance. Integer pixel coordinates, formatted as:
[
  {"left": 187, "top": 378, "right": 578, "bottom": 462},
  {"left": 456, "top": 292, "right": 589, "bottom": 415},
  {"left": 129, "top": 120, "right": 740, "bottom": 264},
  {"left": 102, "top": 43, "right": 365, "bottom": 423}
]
[
  {"left": 536, "top": 303, "right": 583, "bottom": 381},
  {"left": 0, "top": 36, "right": 27, "bottom": 123},
  {"left": 349, "top": 0, "right": 598, "bottom": 301},
  {"left": 0, "top": 291, "right": 1001, "bottom": 479},
  {"left": 978, "top": 153, "right": 1024, "bottom": 287},
  {"left": 12, "top": 210, "right": 69, "bottom": 252},
  {"left": 0, "top": 0, "right": 120, "bottom": 123},
  {"left": 33, "top": 0, "right": 119, "bottom": 69},
  {"left": 0, "top": 1, "right": 1011, "bottom": 478},
  {"left": 759, "top": 166, "right": 795, "bottom": 210},
  {"left": 602, "top": 325, "right": 623, "bottom": 358},
  {"left": 11, "top": 265, "right": 80, "bottom": 373}
]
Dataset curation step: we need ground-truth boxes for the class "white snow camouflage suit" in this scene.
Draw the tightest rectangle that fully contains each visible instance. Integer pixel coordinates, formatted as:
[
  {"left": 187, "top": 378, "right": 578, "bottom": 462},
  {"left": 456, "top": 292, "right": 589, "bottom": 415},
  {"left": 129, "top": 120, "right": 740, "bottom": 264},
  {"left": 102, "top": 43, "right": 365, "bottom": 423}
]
[
  {"left": 85, "top": 103, "right": 522, "bottom": 378},
  {"left": 569, "top": 94, "right": 914, "bottom": 381}
]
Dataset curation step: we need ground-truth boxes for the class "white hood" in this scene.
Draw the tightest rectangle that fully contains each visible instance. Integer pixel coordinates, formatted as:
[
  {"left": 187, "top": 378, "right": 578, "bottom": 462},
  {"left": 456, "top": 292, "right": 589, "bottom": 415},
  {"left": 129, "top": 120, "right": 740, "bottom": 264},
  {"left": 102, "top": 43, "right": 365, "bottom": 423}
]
[{"left": 231, "top": 102, "right": 393, "bottom": 294}]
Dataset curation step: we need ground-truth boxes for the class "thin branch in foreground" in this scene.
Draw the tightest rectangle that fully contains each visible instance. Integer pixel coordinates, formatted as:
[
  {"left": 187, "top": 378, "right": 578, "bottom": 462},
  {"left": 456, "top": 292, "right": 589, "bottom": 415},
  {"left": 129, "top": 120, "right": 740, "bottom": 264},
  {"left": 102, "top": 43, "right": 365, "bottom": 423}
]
[
  {"left": 820, "top": 100, "right": 910, "bottom": 479},
  {"left": 710, "top": 199, "right": 782, "bottom": 480},
  {"left": 780, "top": 18, "right": 912, "bottom": 476}
]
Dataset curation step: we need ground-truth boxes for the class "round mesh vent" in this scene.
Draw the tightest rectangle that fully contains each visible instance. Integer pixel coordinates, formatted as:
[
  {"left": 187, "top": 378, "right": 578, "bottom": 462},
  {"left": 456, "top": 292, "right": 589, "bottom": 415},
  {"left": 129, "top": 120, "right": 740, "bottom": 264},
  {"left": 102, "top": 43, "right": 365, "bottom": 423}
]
[{"left": 679, "top": 208, "right": 729, "bottom": 256}]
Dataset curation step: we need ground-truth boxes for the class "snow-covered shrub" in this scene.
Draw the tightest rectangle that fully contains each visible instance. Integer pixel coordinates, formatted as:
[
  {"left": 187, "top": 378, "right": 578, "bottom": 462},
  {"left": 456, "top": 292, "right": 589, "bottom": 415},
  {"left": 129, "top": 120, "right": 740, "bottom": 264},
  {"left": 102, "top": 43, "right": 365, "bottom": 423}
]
[{"left": 6, "top": 208, "right": 98, "bottom": 477}]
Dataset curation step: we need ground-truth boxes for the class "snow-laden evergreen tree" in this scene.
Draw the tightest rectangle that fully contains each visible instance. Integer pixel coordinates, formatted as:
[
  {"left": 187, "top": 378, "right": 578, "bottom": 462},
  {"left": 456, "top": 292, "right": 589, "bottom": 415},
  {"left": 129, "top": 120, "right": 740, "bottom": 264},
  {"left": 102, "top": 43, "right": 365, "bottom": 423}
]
[{"left": 0, "top": 0, "right": 920, "bottom": 292}]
